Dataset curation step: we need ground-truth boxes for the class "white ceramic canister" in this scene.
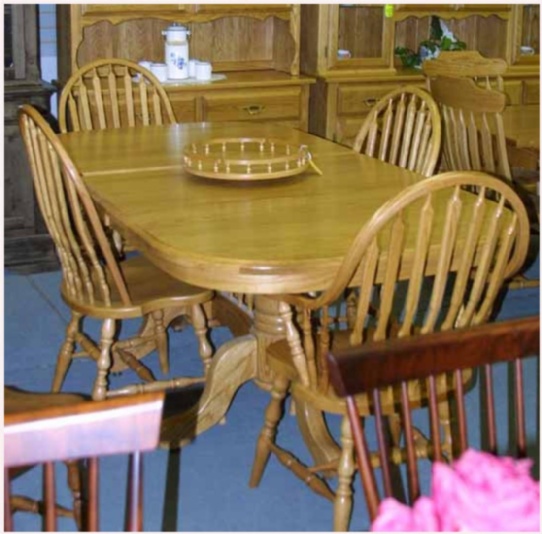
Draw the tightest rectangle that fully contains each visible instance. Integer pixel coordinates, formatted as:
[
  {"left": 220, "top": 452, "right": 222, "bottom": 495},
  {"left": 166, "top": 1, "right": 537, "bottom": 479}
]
[{"left": 162, "top": 23, "right": 190, "bottom": 80}]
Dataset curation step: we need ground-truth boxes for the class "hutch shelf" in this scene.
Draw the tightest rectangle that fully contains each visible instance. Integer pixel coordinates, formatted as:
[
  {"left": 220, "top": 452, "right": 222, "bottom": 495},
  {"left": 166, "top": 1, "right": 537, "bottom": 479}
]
[{"left": 57, "top": 4, "right": 315, "bottom": 131}]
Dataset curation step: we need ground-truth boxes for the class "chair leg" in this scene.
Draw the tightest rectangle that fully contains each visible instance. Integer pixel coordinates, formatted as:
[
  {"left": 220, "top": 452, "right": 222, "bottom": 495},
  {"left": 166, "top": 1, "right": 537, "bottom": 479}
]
[
  {"left": 334, "top": 415, "right": 355, "bottom": 532},
  {"left": 191, "top": 304, "right": 213, "bottom": 375},
  {"left": 152, "top": 310, "right": 169, "bottom": 375},
  {"left": 92, "top": 318, "right": 116, "bottom": 401},
  {"left": 249, "top": 375, "right": 290, "bottom": 488},
  {"left": 65, "top": 460, "right": 83, "bottom": 529},
  {"left": 52, "top": 312, "right": 82, "bottom": 392}
]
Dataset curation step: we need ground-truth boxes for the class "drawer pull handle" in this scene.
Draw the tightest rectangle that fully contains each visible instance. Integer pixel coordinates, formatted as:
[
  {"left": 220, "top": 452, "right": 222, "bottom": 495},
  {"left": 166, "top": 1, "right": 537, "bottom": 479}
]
[
  {"left": 363, "top": 98, "right": 377, "bottom": 107},
  {"left": 242, "top": 104, "right": 265, "bottom": 115}
]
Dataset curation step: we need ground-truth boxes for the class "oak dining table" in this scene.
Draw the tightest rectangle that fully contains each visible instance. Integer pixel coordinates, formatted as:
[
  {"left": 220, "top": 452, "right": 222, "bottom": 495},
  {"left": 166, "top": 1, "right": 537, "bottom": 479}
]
[{"left": 59, "top": 121, "right": 438, "bottom": 464}]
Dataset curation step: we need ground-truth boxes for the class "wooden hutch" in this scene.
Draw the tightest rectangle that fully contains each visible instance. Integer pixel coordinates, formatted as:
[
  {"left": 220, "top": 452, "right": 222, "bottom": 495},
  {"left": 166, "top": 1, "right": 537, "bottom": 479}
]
[
  {"left": 57, "top": 4, "right": 314, "bottom": 130},
  {"left": 301, "top": 4, "right": 540, "bottom": 147}
]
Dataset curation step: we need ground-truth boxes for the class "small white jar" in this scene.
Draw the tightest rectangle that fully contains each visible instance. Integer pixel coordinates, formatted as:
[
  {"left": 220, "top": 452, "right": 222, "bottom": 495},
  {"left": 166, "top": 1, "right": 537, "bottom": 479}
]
[
  {"left": 188, "top": 59, "right": 198, "bottom": 78},
  {"left": 150, "top": 63, "right": 168, "bottom": 82},
  {"left": 196, "top": 61, "right": 212, "bottom": 81}
]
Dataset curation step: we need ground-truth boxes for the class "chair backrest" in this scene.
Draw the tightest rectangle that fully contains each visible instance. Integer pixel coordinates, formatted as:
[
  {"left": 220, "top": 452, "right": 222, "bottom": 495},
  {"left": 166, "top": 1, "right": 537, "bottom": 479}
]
[
  {"left": 281, "top": 171, "right": 530, "bottom": 390},
  {"left": 4, "top": 392, "right": 164, "bottom": 531},
  {"left": 430, "top": 76, "right": 513, "bottom": 181},
  {"left": 327, "top": 316, "right": 540, "bottom": 521},
  {"left": 58, "top": 58, "right": 176, "bottom": 133},
  {"left": 353, "top": 85, "right": 441, "bottom": 177},
  {"left": 19, "top": 104, "right": 133, "bottom": 308},
  {"left": 423, "top": 50, "right": 508, "bottom": 92}
]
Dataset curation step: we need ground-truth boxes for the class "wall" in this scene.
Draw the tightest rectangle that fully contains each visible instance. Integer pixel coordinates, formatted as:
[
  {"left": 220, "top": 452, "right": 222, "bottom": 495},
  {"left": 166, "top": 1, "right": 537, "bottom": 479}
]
[{"left": 39, "top": 4, "right": 57, "bottom": 116}]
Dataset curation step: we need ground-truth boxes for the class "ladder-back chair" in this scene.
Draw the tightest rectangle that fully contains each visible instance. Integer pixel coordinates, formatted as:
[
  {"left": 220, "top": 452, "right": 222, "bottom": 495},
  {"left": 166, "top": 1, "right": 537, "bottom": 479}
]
[
  {"left": 423, "top": 50, "right": 508, "bottom": 93},
  {"left": 4, "top": 391, "right": 164, "bottom": 531},
  {"left": 430, "top": 76, "right": 538, "bottom": 290},
  {"left": 430, "top": 75, "right": 513, "bottom": 181},
  {"left": 19, "top": 104, "right": 213, "bottom": 401},
  {"left": 58, "top": 58, "right": 176, "bottom": 133},
  {"left": 353, "top": 86, "right": 442, "bottom": 177},
  {"left": 327, "top": 316, "right": 540, "bottom": 526},
  {"left": 249, "top": 171, "right": 530, "bottom": 531}
]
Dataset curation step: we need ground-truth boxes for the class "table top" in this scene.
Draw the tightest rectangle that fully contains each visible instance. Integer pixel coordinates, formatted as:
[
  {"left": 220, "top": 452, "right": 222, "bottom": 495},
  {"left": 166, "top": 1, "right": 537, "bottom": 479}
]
[
  {"left": 502, "top": 105, "right": 540, "bottom": 150},
  {"left": 59, "top": 122, "right": 470, "bottom": 294},
  {"left": 59, "top": 122, "right": 355, "bottom": 177}
]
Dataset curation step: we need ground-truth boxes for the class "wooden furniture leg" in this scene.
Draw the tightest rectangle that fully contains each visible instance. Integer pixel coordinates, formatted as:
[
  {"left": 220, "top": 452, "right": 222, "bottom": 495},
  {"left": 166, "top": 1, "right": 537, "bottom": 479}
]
[{"left": 159, "top": 335, "right": 258, "bottom": 446}]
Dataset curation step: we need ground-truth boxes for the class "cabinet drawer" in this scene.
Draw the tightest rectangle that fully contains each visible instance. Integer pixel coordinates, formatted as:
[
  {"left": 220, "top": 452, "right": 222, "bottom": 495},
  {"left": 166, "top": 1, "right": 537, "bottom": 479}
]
[
  {"left": 337, "top": 83, "right": 423, "bottom": 116},
  {"left": 523, "top": 80, "right": 540, "bottom": 104},
  {"left": 203, "top": 88, "right": 301, "bottom": 122}
]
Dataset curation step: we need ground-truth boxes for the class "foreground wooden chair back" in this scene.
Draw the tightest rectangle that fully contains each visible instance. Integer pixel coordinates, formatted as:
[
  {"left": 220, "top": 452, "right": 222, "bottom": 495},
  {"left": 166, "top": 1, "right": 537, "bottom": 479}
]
[
  {"left": 353, "top": 86, "right": 441, "bottom": 177},
  {"left": 4, "top": 392, "right": 164, "bottom": 531},
  {"left": 249, "top": 171, "right": 530, "bottom": 531},
  {"left": 58, "top": 58, "right": 176, "bottom": 133},
  {"left": 327, "top": 316, "right": 540, "bottom": 522},
  {"left": 19, "top": 105, "right": 213, "bottom": 401},
  {"left": 5, "top": 387, "right": 89, "bottom": 529},
  {"left": 423, "top": 50, "right": 508, "bottom": 93},
  {"left": 430, "top": 76, "right": 512, "bottom": 181}
]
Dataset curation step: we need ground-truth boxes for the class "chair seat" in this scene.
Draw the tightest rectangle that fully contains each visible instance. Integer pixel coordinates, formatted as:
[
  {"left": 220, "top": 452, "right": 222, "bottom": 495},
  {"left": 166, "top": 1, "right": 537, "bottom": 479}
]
[
  {"left": 267, "top": 330, "right": 473, "bottom": 416},
  {"left": 61, "top": 255, "right": 214, "bottom": 319}
]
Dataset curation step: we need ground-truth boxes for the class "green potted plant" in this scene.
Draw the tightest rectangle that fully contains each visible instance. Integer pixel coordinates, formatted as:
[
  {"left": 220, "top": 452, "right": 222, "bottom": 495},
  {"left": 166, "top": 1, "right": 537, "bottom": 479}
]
[{"left": 395, "top": 16, "right": 467, "bottom": 69}]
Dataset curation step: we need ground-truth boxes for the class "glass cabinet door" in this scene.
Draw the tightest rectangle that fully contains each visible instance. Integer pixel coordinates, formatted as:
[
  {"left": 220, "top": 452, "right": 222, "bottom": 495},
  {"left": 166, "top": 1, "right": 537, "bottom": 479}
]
[
  {"left": 331, "top": 4, "right": 393, "bottom": 69},
  {"left": 520, "top": 4, "right": 539, "bottom": 55}
]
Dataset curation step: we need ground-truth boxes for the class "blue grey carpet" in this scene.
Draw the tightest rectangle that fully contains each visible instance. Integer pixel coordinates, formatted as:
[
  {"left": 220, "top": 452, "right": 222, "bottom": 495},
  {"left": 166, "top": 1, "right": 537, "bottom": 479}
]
[{"left": 4, "top": 248, "right": 540, "bottom": 531}]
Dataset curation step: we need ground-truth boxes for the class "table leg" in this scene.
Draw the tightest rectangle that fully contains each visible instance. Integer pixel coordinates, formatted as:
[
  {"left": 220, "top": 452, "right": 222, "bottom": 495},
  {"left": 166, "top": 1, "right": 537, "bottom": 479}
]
[
  {"left": 253, "top": 297, "right": 341, "bottom": 467},
  {"left": 295, "top": 399, "right": 341, "bottom": 469},
  {"left": 160, "top": 334, "right": 257, "bottom": 447}
]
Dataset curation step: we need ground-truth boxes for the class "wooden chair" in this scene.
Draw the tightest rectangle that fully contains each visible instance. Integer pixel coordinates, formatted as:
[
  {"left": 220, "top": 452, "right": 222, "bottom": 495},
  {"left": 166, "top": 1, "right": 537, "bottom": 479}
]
[
  {"left": 430, "top": 76, "right": 538, "bottom": 288},
  {"left": 423, "top": 50, "right": 508, "bottom": 93},
  {"left": 19, "top": 104, "right": 214, "bottom": 401},
  {"left": 353, "top": 85, "right": 441, "bottom": 177},
  {"left": 58, "top": 58, "right": 176, "bottom": 133},
  {"left": 249, "top": 171, "right": 530, "bottom": 531},
  {"left": 4, "top": 391, "right": 164, "bottom": 531},
  {"left": 5, "top": 387, "right": 89, "bottom": 529},
  {"left": 427, "top": 60, "right": 538, "bottom": 198},
  {"left": 327, "top": 316, "right": 540, "bottom": 524},
  {"left": 430, "top": 76, "right": 514, "bottom": 181}
]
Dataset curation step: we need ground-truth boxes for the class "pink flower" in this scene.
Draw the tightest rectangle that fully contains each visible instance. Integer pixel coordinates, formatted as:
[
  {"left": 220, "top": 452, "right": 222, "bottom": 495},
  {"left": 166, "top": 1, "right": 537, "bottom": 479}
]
[
  {"left": 432, "top": 449, "right": 540, "bottom": 532},
  {"left": 372, "top": 497, "right": 440, "bottom": 531},
  {"left": 371, "top": 449, "right": 540, "bottom": 532}
]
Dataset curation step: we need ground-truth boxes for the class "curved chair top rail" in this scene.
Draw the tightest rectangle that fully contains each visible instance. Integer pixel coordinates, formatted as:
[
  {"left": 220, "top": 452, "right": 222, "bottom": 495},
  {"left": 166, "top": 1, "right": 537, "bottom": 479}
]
[
  {"left": 423, "top": 50, "right": 508, "bottom": 81},
  {"left": 286, "top": 170, "right": 530, "bottom": 320},
  {"left": 58, "top": 58, "right": 176, "bottom": 133},
  {"left": 19, "top": 104, "right": 133, "bottom": 307},
  {"left": 353, "top": 85, "right": 442, "bottom": 177},
  {"left": 431, "top": 75, "right": 507, "bottom": 113}
]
